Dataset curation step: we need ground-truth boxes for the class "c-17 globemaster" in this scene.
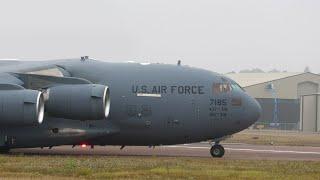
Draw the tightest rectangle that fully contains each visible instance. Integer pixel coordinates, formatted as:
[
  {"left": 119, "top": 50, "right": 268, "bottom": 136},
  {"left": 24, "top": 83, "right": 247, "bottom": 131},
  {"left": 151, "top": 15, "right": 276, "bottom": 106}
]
[{"left": 0, "top": 57, "right": 261, "bottom": 157}]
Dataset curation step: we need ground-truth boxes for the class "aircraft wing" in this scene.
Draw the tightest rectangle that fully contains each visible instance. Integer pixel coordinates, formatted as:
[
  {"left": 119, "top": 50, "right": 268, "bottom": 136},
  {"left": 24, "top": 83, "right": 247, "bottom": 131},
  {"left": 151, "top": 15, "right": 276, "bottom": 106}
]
[{"left": 0, "top": 62, "right": 111, "bottom": 125}]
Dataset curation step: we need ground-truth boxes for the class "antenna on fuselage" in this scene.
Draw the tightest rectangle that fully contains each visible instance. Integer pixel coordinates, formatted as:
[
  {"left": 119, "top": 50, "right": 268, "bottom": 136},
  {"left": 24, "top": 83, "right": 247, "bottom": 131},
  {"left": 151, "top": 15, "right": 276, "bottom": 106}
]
[{"left": 177, "top": 60, "right": 181, "bottom": 66}]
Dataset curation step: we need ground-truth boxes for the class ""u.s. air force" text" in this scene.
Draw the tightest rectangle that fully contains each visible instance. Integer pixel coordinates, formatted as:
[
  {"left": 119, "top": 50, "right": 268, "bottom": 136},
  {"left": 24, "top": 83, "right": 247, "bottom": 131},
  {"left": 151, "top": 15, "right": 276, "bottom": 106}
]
[{"left": 132, "top": 85, "right": 205, "bottom": 95}]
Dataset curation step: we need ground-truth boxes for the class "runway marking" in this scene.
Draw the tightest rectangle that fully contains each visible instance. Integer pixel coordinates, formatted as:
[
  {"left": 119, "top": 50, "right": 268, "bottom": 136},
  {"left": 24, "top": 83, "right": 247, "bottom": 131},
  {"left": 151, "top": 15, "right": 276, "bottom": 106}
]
[
  {"left": 167, "top": 146, "right": 208, "bottom": 149},
  {"left": 199, "top": 142, "right": 248, "bottom": 145},
  {"left": 166, "top": 146, "right": 320, "bottom": 155},
  {"left": 224, "top": 148, "right": 320, "bottom": 155}
]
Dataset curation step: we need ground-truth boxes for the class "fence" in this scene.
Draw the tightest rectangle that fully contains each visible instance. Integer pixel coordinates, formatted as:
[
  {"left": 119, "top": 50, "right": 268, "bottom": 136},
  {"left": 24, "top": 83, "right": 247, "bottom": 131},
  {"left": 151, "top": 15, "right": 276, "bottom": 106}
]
[
  {"left": 252, "top": 98, "right": 301, "bottom": 131},
  {"left": 252, "top": 122, "right": 300, "bottom": 131}
]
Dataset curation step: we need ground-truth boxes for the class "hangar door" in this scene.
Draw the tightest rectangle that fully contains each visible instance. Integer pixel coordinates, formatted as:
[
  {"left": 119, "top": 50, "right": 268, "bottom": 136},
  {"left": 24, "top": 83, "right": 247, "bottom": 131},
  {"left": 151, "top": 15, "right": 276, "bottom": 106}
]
[
  {"left": 298, "top": 81, "right": 319, "bottom": 132},
  {"left": 300, "top": 94, "right": 320, "bottom": 132}
]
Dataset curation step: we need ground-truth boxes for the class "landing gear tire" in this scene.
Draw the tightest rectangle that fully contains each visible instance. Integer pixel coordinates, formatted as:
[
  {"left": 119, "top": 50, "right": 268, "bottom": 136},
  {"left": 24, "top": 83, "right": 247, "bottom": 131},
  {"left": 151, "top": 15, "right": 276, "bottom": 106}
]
[{"left": 210, "top": 144, "right": 225, "bottom": 158}]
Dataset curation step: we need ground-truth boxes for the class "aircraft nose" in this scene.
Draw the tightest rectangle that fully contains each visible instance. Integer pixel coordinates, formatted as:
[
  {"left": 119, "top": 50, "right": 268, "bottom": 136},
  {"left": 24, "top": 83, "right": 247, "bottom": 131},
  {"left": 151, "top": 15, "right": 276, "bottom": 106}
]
[{"left": 245, "top": 96, "right": 262, "bottom": 126}]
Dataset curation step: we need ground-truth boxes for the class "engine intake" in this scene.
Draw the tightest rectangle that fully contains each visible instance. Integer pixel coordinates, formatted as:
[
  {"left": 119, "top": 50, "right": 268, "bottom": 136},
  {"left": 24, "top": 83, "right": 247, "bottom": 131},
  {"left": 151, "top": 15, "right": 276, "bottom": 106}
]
[
  {"left": 46, "top": 84, "right": 110, "bottom": 120},
  {"left": 0, "top": 90, "right": 45, "bottom": 126}
]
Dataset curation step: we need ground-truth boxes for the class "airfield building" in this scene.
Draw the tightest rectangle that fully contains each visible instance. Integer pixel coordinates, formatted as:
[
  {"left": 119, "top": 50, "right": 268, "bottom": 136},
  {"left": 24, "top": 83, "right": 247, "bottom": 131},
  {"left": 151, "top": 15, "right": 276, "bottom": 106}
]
[{"left": 226, "top": 72, "right": 320, "bottom": 132}]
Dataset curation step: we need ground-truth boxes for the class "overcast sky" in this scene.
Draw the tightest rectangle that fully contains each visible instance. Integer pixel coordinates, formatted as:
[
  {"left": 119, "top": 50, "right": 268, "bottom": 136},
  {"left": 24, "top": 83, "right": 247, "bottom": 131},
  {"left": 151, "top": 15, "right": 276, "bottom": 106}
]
[{"left": 0, "top": 0, "right": 319, "bottom": 73}]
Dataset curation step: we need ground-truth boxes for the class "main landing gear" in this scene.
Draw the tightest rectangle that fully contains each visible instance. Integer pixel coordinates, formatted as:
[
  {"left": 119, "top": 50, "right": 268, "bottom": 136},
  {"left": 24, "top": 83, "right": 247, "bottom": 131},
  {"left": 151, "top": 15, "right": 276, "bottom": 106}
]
[{"left": 210, "top": 143, "right": 225, "bottom": 158}]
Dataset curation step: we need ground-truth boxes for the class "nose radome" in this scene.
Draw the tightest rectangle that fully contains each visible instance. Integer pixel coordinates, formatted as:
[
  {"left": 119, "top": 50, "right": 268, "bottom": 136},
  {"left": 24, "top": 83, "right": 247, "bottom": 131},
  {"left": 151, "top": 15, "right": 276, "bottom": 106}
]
[{"left": 246, "top": 96, "right": 262, "bottom": 125}]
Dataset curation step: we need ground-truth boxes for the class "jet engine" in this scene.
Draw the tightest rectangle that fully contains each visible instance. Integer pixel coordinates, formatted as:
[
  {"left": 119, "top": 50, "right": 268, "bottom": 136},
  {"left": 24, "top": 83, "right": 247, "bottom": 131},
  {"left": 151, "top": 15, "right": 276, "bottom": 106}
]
[
  {"left": 0, "top": 90, "right": 45, "bottom": 126},
  {"left": 45, "top": 84, "right": 110, "bottom": 120}
]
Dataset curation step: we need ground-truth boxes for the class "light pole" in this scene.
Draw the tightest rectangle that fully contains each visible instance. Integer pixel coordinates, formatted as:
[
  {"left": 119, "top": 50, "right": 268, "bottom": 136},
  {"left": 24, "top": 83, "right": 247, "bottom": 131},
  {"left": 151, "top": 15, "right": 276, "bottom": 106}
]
[{"left": 267, "top": 83, "right": 279, "bottom": 128}]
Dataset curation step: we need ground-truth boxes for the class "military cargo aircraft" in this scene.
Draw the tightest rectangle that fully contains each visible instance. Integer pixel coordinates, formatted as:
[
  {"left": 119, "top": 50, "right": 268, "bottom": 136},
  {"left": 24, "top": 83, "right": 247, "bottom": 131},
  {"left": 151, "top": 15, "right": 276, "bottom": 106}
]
[{"left": 0, "top": 57, "right": 261, "bottom": 158}]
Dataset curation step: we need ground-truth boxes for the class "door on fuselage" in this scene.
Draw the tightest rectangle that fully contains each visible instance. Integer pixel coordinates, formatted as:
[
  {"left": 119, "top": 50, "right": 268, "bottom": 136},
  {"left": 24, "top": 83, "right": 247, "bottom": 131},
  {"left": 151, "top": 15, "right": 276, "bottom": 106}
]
[
  {"left": 164, "top": 94, "right": 197, "bottom": 143},
  {"left": 120, "top": 96, "right": 154, "bottom": 129}
]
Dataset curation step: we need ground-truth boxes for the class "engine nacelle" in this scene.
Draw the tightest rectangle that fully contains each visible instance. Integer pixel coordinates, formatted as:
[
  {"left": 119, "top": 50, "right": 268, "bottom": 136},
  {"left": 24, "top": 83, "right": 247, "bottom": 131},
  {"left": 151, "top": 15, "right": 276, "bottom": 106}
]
[
  {"left": 0, "top": 90, "right": 45, "bottom": 126},
  {"left": 45, "top": 84, "right": 110, "bottom": 120}
]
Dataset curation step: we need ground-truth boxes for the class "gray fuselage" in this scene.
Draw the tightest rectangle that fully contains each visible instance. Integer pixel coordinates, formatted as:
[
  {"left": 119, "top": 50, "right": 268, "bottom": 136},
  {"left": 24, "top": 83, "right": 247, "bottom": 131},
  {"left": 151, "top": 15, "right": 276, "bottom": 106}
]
[{"left": 1, "top": 59, "right": 261, "bottom": 148}]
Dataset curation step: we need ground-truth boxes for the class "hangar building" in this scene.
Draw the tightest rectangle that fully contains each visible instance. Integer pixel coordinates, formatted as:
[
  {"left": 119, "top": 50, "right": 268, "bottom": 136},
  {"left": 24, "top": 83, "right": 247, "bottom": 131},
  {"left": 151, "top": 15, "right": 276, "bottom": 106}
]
[{"left": 226, "top": 72, "right": 320, "bottom": 132}]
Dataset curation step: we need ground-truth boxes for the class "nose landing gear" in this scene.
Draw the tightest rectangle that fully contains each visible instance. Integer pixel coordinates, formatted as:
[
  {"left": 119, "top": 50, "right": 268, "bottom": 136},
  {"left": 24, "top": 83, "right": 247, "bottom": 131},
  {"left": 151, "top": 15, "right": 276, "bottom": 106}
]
[{"left": 210, "top": 143, "right": 225, "bottom": 158}]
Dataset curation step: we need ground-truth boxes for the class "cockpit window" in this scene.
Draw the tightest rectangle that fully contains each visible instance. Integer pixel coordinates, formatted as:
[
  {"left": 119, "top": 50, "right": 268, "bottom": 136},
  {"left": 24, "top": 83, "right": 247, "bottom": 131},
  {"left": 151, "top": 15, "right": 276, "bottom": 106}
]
[
  {"left": 231, "top": 83, "right": 245, "bottom": 92},
  {"left": 213, "top": 83, "right": 232, "bottom": 94},
  {"left": 213, "top": 82, "right": 244, "bottom": 94}
]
